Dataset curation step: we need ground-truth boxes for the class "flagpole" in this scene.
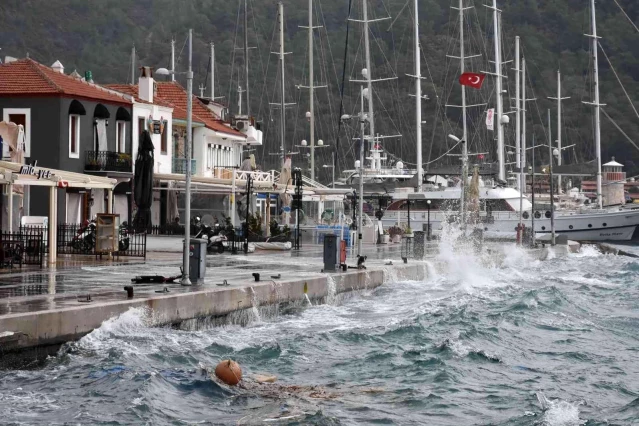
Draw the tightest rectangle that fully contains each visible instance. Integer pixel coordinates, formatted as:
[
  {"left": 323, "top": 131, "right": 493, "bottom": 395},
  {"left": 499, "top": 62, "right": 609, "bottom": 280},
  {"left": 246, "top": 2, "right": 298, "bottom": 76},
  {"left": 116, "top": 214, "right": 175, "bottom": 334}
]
[{"left": 459, "top": 0, "right": 468, "bottom": 228}]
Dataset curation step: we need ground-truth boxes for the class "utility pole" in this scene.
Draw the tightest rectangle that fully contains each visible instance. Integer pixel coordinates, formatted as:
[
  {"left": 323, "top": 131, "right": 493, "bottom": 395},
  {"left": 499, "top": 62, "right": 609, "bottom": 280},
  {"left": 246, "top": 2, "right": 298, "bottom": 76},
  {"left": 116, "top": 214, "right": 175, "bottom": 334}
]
[{"left": 182, "top": 29, "right": 193, "bottom": 286}]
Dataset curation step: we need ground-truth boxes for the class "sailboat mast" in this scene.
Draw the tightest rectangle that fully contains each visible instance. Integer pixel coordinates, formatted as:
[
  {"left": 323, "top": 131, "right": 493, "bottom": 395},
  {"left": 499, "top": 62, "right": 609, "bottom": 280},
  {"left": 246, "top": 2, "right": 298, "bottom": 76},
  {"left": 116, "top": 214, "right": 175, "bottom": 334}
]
[
  {"left": 210, "top": 42, "right": 215, "bottom": 100},
  {"left": 415, "top": 0, "right": 423, "bottom": 192},
  {"left": 459, "top": 0, "right": 468, "bottom": 222},
  {"left": 521, "top": 57, "right": 527, "bottom": 194},
  {"left": 590, "top": 0, "right": 603, "bottom": 209},
  {"left": 170, "top": 40, "right": 175, "bottom": 81},
  {"left": 363, "top": 0, "right": 376, "bottom": 170},
  {"left": 556, "top": 71, "right": 562, "bottom": 191},
  {"left": 131, "top": 45, "right": 136, "bottom": 85},
  {"left": 515, "top": 36, "right": 521, "bottom": 191},
  {"left": 309, "top": 0, "right": 316, "bottom": 181},
  {"left": 279, "top": 2, "right": 286, "bottom": 167},
  {"left": 492, "top": 0, "right": 505, "bottom": 181},
  {"left": 244, "top": 0, "right": 250, "bottom": 117}
]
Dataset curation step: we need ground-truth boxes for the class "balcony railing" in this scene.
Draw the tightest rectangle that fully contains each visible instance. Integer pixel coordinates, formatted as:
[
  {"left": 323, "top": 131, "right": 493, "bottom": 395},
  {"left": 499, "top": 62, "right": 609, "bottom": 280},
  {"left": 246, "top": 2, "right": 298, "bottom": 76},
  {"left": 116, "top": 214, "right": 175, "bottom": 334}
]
[
  {"left": 85, "top": 151, "right": 132, "bottom": 173},
  {"left": 172, "top": 158, "right": 197, "bottom": 174}
]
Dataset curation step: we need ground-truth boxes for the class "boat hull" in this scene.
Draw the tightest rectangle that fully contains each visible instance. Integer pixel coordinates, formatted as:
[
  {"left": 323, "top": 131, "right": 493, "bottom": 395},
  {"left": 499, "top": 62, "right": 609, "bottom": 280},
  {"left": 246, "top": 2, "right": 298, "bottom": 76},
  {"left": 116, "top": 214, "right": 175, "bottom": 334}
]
[{"left": 381, "top": 208, "right": 639, "bottom": 242}]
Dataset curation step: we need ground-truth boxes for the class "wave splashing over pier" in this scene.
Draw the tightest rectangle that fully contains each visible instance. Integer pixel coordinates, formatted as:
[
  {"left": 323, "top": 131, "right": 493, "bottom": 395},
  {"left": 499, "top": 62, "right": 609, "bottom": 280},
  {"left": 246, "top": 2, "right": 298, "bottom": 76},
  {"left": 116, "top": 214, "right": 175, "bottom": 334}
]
[{"left": 1, "top": 241, "right": 638, "bottom": 424}]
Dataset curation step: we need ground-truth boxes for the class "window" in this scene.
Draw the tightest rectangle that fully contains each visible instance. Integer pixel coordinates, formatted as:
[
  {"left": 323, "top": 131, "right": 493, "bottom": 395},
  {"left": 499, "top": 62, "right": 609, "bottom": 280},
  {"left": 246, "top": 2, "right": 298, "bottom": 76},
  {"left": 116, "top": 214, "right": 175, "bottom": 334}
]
[
  {"left": 161, "top": 122, "right": 168, "bottom": 154},
  {"left": 69, "top": 114, "right": 80, "bottom": 158},
  {"left": 138, "top": 117, "right": 146, "bottom": 136},
  {"left": 116, "top": 121, "right": 126, "bottom": 153},
  {"left": 3, "top": 108, "right": 31, "bottom": 157}
]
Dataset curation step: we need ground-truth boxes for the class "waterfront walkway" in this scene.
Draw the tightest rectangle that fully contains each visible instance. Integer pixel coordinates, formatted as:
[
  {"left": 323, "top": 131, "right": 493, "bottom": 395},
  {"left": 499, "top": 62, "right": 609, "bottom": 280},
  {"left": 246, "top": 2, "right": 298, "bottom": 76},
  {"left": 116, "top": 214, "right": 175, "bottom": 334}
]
[{"left": 0, "top": 236, "right": 429, "bottom": 363}]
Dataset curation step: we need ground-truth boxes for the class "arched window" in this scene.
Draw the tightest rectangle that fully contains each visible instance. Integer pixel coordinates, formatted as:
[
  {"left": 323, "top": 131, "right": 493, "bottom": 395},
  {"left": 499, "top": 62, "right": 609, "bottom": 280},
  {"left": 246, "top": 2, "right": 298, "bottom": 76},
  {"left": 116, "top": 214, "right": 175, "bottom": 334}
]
[{"left": 68, "top": 100, "right": 86, "bottom": 158}]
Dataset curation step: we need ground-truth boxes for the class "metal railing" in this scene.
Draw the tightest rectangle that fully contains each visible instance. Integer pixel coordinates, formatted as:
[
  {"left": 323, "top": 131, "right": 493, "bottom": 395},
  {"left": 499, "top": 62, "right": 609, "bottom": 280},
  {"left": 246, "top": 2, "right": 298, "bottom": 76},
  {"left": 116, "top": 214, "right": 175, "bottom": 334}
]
[
  {"left": 1, "top": 228, "right": 45, "bottom": 268},
  {"left": 57, "top": 223, "right": 147, "bottom": 258},
  {"left": 172, "top": 158, "right": 197, "bottom": 174},
  {"left": 147, "top": 224, "right": 185, "bottom": 235},
  {"left": 85, "top": 151, "right": 132, "bottom": 173}
]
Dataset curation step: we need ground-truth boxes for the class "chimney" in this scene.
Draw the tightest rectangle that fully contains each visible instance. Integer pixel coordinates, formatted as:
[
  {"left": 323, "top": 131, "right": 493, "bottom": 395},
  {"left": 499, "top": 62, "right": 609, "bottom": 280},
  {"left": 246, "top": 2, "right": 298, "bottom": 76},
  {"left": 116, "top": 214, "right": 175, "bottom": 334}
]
[
  {"left": 84, "top": 70, "right": 93, "bottom": 83},
  {"left": 51, "top": 60, "right": 64, "bottom": 74},
  {"left": 138, "top": 66, "right": 154, "bottom": 103}
]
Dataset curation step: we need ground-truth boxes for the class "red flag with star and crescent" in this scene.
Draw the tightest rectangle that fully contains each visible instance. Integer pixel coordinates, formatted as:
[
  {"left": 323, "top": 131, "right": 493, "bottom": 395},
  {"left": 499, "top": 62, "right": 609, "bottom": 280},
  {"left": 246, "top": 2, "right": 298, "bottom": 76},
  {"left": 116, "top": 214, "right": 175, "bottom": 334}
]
[{"left": 459, "top": 72, "right": 486, "bottom": 89}]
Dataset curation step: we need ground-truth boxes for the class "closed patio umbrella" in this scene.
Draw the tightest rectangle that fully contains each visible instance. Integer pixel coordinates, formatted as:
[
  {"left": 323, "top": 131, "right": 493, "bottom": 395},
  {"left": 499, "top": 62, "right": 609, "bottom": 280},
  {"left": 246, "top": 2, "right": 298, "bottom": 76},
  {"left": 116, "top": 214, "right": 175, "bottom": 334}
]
[{"left": 133, "top": 130, "right": 154, "bottom": 231}]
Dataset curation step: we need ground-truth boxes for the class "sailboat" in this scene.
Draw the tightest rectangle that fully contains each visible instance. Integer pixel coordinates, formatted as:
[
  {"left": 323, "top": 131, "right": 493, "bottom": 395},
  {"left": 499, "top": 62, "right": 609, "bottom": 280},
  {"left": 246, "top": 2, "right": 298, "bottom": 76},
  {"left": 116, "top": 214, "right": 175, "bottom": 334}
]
[{"left": 379, "top": 0, "right": 639, "bottom": 242}]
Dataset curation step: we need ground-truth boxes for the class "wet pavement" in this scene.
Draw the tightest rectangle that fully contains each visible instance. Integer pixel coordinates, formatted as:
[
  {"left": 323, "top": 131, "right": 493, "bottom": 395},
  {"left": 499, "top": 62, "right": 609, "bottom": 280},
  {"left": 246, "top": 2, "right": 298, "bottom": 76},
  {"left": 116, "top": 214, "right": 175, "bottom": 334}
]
[{"left": 0, "top": 238, "right": 412, "bottom": 316}]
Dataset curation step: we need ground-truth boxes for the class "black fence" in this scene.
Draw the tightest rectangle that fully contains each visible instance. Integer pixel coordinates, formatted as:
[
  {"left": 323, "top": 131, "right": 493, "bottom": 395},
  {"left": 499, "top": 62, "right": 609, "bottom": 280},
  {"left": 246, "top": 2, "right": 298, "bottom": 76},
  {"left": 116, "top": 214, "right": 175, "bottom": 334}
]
[
  {"left": 85, "top": 150, "right": 132, "bottom": 173},
  {"left": 57, "top": 223, "right": 146, "bottom": 258},
  {"left": 1, "top": 228, "right": 45, "bottom": 268},
  {"left": 147, "top": 223, "right": 185, "bottom": 235}
]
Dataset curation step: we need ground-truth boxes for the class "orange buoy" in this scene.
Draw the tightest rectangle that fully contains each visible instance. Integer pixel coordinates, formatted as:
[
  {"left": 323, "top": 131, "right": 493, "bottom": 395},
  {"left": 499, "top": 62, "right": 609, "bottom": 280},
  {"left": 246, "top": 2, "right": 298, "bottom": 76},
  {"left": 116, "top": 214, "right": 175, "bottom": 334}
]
[{"left": 214, "top": 359, "right": 242, "bottom": 386}]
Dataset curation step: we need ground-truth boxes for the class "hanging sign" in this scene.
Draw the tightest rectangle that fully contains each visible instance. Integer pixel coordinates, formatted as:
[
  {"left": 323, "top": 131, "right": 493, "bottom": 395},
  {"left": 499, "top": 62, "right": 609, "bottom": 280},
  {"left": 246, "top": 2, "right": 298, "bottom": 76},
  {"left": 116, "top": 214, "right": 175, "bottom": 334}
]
[
  {"left": 19, "top": 161, "right": 52, "bottom": 179},
  {"left": 152, "top": 120, "right": 162, "bottom": 134},
  {"left": 486, "top": 108, "right": 495, "bottom": 131}
]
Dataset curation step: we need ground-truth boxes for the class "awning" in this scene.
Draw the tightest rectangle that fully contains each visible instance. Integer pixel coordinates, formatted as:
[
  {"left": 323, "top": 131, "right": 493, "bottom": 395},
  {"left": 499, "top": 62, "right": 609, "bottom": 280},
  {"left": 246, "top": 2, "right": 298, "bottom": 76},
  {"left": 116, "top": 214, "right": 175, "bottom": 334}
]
[
  {"left": 154, "top": 172, "right": 352, "bottom": 197},
  {"left": 116, "top": 107, "right": 132, "bottom": 122},
  {"left": 93, "top": 104, "right": 111, "bottom": 119},
  {"left": 0, "top": 160, "right": 117, "bottom": 189},
  {"left": 68, "top": 99, "right": 86, "bottom": 116}
]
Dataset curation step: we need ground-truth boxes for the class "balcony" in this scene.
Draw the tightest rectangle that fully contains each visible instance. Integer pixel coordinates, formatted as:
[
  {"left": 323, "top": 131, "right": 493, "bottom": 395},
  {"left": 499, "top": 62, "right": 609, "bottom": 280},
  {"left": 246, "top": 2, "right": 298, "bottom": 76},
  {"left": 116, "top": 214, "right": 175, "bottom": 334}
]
[
  {"left": 85, "top": 151, "right": 132, "bottom": 173},
  {"left": 172, "top": 158, "right": 197, "bottom": 174}
]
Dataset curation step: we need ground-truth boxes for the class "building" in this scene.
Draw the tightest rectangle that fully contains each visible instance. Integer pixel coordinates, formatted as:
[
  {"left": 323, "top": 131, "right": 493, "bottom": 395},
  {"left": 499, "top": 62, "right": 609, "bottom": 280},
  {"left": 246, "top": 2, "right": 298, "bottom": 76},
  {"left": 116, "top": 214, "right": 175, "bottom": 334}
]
[
  {"left": 0, "top": 58, "right": 134, "bottom": 223},
  {"left": 154, "top": 81, "right": 250, "bottom": 177},
  {"left": 106, "top": 67, "right": 175, "bottom": 225}
]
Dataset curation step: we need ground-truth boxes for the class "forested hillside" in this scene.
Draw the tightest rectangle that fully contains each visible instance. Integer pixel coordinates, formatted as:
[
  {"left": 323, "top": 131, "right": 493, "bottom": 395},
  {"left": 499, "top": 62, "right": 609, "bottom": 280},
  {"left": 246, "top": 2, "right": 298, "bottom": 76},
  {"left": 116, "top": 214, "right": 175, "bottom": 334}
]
[{"left": 0, "top": 0, "right": 637, "bottom": 181}]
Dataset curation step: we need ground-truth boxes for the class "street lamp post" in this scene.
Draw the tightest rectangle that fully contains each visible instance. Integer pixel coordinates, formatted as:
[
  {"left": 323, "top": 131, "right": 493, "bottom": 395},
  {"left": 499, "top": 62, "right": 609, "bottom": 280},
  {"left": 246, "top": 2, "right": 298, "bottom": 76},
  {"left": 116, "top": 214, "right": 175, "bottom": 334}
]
[
  {"left": 426, "top": 199, "right": 431, "bottom": 240},
  {"left": 447, "top": 134, "right": 466, "bottom": 228},
  {"left": 157, "top": 29, "right": 193, "bottom": 286}
]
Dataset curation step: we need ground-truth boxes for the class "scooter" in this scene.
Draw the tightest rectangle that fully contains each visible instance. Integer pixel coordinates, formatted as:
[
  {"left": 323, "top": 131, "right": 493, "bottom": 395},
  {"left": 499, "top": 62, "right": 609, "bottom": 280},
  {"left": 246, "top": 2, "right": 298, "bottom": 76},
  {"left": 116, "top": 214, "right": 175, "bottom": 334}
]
[
  {"left": 70, "top": 219, "right": 130, "bottom": 252},
  {"left": 192, "top": 216, "right": 226, "bottom": 254}
]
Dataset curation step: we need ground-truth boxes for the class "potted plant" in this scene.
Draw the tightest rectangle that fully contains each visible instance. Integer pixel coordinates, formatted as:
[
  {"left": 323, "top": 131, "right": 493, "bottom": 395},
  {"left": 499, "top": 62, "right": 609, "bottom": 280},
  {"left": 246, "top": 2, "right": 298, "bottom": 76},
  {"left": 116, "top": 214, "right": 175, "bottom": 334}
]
[
  {"left": 381, "top": 229, "right": 390, "bottom": 244},
  {"left": 404, "top": 226, "right": 414, "bottom": 238},
  {"left": 86, "top": 158, "right": 100, "bottom": 171},
  {"left": 388, "top": 226, "right": 403, "bottom": 243}
]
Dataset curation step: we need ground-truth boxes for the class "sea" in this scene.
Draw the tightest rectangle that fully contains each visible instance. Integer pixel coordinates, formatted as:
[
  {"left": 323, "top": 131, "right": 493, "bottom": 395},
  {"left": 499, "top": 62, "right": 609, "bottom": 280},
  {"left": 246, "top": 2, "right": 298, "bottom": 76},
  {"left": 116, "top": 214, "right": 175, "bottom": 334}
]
[{"left": 1, "top": 237, "right": 638, "bottom": 425}]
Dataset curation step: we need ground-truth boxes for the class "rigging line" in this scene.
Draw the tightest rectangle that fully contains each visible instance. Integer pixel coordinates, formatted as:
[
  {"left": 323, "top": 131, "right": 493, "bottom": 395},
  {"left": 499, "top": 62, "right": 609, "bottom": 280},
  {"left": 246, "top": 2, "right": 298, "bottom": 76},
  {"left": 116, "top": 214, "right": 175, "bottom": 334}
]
[
  {"left": 599, "top": 41, "right": 639, "bottom": 121},
  {"left": 335, "top": 0, "right": 354, "bottom": 168},
  {"left": 612, "top": 0, "right": 639, "bottom": 34},
  {"left": 250, "top": 0, "right": 272, "bottom": 123},
  {"left": 227, "top": 1, "right": 242, "bottom": 112},
  {"left": 316, "top": 3, "right": 339, "bottom": 149},
  {"left": 389, "top": 140, "right": 462, "bottom": 166},
  {"left": 601, "top": 107, "right": 639, "bottom": 154}
]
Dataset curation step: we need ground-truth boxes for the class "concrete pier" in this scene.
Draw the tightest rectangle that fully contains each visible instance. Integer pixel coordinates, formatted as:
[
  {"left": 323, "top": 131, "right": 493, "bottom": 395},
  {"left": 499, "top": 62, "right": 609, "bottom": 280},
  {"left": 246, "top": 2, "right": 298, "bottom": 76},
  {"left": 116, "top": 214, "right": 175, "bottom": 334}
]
[{"left": 0, "top": 240, "right": 429, "bottom": 366}]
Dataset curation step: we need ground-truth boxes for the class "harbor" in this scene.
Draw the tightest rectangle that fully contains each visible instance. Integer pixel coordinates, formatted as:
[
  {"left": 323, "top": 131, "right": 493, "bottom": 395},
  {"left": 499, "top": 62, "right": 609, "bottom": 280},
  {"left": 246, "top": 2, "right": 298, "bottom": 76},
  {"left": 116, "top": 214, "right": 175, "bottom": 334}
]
[{"left": 0, "top": 0, "right": 639, "bottom": 424}]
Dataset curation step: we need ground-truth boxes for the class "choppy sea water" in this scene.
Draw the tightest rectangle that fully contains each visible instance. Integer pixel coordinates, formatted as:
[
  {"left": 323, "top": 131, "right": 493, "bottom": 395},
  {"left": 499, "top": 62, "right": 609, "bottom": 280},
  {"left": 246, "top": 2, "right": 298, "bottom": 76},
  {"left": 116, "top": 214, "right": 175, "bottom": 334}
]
[{"left": 1, "top": 241, "right": 639, "bottom": 425}]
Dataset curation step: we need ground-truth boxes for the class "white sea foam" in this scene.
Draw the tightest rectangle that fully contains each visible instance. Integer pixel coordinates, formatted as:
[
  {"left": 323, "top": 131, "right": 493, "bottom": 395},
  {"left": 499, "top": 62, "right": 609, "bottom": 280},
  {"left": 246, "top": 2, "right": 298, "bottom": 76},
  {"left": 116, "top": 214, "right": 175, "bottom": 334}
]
[{"left": 537, "top": 392, "right": 583, "bottom": 426}]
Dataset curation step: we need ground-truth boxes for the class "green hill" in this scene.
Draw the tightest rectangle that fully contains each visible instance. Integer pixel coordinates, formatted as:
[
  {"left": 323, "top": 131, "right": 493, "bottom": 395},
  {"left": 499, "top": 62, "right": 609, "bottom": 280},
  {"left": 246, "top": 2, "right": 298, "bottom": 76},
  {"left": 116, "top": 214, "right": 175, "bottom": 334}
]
[{"left": 0, "top": 0, "right": 637, "bottom": 181}]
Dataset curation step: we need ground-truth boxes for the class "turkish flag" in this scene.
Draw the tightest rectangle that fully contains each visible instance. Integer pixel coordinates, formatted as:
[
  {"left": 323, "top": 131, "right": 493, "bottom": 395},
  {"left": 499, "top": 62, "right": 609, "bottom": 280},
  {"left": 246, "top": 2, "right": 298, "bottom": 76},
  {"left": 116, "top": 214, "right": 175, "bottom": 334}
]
[{"left": 459, "top": 72, "right": 486, "bottom": 89}]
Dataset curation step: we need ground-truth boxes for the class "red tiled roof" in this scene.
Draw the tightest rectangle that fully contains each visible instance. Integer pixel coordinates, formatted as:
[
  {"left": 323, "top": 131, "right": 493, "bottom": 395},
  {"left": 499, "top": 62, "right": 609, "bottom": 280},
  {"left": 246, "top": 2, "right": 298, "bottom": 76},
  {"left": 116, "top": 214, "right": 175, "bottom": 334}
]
[
  {"left": 156, "top": 81, "right": 244, "bottom": 138},
  {"left": 0, "top": 58, "right": 132, "bottom": 105},
  {"left": 104, "top": 84, "right": 174, "bottom": 109}
]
